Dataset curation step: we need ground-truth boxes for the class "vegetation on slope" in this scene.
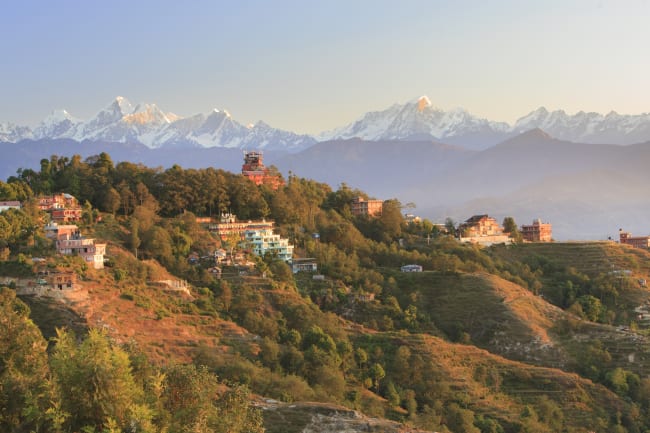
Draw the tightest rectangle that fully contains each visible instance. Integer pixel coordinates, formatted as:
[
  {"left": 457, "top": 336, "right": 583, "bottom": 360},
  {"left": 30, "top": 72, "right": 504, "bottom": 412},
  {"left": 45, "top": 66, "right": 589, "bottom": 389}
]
[{"left": 2, "top": 153, "right": 650, "bottom": 432}]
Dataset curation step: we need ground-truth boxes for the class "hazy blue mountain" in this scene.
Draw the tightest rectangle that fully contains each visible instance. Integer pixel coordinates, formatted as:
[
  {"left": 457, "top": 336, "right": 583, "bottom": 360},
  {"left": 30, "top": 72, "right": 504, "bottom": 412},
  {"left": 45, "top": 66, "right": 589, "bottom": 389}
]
[{"left": 278, "top": 130, "right": 650, "bottom": 240}]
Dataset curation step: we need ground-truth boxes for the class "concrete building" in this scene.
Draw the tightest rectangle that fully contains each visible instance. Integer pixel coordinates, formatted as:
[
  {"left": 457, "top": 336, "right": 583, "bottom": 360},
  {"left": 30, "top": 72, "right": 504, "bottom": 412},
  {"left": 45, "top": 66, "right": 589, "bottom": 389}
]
[
  {"left": 291, "top": 258, "right": 318, "bottom": 273},
  {"left": 54, "top": 227, "right": 106, "bottom": 269},
  {"left": 242, "top": 227, "right": 294, "bottom": 262},
  {"left": 620, "top": 229, "right": 650, "bottom": 249},
  {"left": 44, "top": 223, "right": 80, "bottom": 240},
  {"left": 351, "top": 197, "right": 383, "bottom": 217},
  {"left": 521, "top": 219, "right": 553, "bottom": 242}
]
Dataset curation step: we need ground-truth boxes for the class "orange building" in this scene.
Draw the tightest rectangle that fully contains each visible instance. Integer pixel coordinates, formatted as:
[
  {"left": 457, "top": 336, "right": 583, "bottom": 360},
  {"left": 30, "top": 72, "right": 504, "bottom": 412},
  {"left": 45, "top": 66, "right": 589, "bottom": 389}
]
[
  {"left": 459, "top": 215, "right": 503, "bottom": 237},
  {"left": 620, "top": 229, "right": 650, "bottom": 249},
  {"left": 51, "top": 208, "right": 83, "bottom": 223},
  {"left": 241, "top": 151, "right": 284, "bottom": 190},
  {"left": 458, "top": 214, "right": 511, "bottom": 245},
  {"left": 521, "top": 219, "right": 553, "bottom": 242},
  {"left": 39, "top": 193, "right": 82, "bottom": 222},
  {"left": 38, "top": 193, "right": 79, "bottom": 211},
  {"left": 351, "top": 197, "right": 383, "bottom": 217}
]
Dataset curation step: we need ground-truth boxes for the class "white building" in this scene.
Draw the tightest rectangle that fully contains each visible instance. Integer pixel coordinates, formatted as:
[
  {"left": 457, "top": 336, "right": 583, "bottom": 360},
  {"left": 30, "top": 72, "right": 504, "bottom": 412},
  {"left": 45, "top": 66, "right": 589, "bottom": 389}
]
[
  {"left": 401, "top": 264, "right": 423, "bottom": 272},
  {"left": 242, "top": 228, "right": 293, "bottom": 262},
  {"left": 0, "top": 201, "right": 21, "bottom": 212}
]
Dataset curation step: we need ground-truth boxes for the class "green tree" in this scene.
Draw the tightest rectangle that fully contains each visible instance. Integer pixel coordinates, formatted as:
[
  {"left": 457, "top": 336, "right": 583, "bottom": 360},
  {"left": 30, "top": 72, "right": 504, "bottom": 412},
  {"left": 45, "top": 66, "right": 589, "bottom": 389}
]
[
  {"left": 446, "top": 402, "right": 480, "bottom": 433},
  {"left": 0, "top": 288, "right": 54, "bottom": 433},
  {"left": 576, "top": 295, "right": 604, "bottom": 322},
  {"left": 444, "top": 217, "right": 456, "bottom": 236},
  {"left": 367, "top": 363, "right": 386, "bottom": 392},
  {"left": 104, "top": 186, "right": 121, "bottom": 215},
  {"left": 502, "top": 216, "right": 523, "bottom": 243},
  {"left": 50, "top": 328, "right": 153, "bottom": 433},
  {"left": 163, "top": 364, "right": 263, "bottom": 433},
  {"left": 378, "top": 199, "right": 403, "bottom": 241},
  {"left": 129, "top": 217, "right": 141, "bottom": 258}
]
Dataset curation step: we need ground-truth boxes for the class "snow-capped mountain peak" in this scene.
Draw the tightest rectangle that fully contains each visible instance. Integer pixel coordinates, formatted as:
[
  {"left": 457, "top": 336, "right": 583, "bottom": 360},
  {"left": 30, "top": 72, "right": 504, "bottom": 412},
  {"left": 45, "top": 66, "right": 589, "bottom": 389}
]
[
  {"left": 114, "top": 96, "right": 134, "bottom": 115},
  {"left": 319, "top": 96, "right": 510, "bottom": 148},
  {"left": 5, "top": 96, "right": 650, "bottom": 151},
  {"left": 33, "top": 109, "right": 81, "bottom": 140},
  {"left": 416, "top": 95, "right": 432, "bottom": 112},
  {"left": 124, "top": 103, "right": 171, "bottom": 125},
  {"left": 44, "top": 109, "right": 78, "bottom": 124}
]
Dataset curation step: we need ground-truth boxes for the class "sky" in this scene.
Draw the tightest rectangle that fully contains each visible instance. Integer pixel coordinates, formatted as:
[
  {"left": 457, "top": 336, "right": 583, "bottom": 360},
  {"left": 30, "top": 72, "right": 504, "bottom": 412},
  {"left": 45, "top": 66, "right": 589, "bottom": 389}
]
[{"left": 2, "top": 0, "right": 650, "bottom": 134}]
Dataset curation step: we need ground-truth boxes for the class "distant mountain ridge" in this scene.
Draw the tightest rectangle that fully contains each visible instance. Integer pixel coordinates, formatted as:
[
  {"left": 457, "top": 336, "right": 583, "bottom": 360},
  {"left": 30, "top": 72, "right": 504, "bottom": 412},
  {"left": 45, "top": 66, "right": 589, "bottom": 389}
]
[
  {"left": 321, "top": 97, "right": 650, "bottom": 149},
  {"left": 3, "top": 96, "right": 650, "bottom": 151},
  {"left": 0, "top": 97, "right": 316, "bottom": 152},
  {"left": 275, "top": 131, "right": 650, "bottom": 240}
]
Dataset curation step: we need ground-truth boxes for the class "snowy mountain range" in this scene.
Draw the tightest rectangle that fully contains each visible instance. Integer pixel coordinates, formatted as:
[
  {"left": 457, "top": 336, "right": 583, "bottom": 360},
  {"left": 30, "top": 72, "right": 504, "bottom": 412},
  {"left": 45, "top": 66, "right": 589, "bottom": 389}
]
[
  {"left": 321, "top": 96, "right": 650, "bottom": 149},
  {"left": 2, "top": 96, "right": 650, "bottom": 150},
  {"left": 0, "top": 97, "right": 316, "bottom": 152}
]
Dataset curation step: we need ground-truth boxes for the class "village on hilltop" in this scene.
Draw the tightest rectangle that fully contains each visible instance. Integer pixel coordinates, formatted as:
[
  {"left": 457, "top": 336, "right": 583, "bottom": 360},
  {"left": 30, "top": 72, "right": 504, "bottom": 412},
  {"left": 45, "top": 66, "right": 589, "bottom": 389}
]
[{"left": 2, "top": 150, "right": 650, "bottom": 296}]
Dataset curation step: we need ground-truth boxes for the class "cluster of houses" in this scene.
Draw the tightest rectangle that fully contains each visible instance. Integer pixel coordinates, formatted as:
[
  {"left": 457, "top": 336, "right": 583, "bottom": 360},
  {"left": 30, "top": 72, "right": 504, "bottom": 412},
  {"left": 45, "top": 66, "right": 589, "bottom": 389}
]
[
  {"left": 7, "top": 184, "right": 650, "bottom": 287},
  {"left": 38, "top": 193, "right": 83, "bottom": 223},
  {"left": 200, "top": 212, "right": 295, "bottom": 262},
  {"left": 1, "top": 193, "right": 105, "bottom": 270},
  {"left": 1, "top": 193, "right": 83, "bottom": 223},
  {"left": 195, "top": 212, "right": 318, "bottom": 276}
]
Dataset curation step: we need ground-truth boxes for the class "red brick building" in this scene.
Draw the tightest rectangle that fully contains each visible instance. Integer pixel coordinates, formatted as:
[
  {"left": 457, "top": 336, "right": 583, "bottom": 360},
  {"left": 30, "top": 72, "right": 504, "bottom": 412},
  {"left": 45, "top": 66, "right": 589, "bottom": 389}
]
[
  {"left": 51, "top": 208, "right": 83, "bottom": 223},
  {"left": 521, "top": 219, "right": 553, "bottom": 242},
  {"left": 620, "top": 230, "right": 650, "bottom": 249},
  {"left": 241, "top": 151, "right": 284, "bottom": 190},
  {"left": 351, "top": 197, "right": 383, "bottom": 217}
]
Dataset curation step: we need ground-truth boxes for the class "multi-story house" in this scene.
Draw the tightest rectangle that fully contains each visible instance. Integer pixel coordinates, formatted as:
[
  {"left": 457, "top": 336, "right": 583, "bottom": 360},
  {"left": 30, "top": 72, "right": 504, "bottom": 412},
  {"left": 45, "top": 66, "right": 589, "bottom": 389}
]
[
  {"left": 521, "top": 219, "right": 553, "bottom": 242},
  {"left": 44, "top": 223, "right": 80, "bottom": 240},
  {"left": 619, "top": 229, "right": 650, "bottom": 249},
  {"left": 51, "top": 208, "right": 83, "bottom": 223},
  {"left": 242, "top": 227, "right": 294, "bottom": 262},
  {"left": 458, "top": 214, "right": 511, "bottom": 245},
  {"left": 53, "top": 225, "right": 106, "bottom": 269},
  {"left": 38, "top": 193, "right": 78, "bottom": 211},
  {"left": 351, "top": 197, "right": 383, "bottom": 217},
  {"left": 38, "top": 193, "right": 83, "bottom": 223}
]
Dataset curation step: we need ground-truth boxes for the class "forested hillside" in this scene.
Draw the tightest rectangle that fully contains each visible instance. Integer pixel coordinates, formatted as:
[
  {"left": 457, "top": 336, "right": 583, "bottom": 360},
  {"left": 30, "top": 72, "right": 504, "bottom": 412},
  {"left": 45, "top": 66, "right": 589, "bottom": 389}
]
[{"left": 2, "top": 153, "right": 650, "bottom": 433}]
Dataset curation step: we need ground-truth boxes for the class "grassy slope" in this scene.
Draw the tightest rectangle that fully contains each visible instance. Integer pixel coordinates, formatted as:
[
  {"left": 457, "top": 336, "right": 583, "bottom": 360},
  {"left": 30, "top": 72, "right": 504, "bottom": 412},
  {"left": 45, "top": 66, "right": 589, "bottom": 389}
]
[
  {"left": 18, "top": 240, "right": 650, "bottom": 432},
  {"left": 364, "top": 331, "right": 628, "bottom": 433}
]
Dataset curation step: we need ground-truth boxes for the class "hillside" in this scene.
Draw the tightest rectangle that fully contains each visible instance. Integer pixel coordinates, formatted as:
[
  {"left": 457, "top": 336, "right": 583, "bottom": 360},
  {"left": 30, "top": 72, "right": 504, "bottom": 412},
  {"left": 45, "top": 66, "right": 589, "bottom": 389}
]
[
  {"left": 12, "top": 249, "right": 643, "bottom": 433},
  {"left": 3, "top": 155, "right": 650, "bottom": 432}
]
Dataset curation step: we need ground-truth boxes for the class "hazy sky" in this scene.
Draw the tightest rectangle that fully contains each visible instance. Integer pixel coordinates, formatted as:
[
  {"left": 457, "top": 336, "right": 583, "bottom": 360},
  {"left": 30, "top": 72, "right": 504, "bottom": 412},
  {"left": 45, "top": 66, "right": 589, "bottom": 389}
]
[{"left": 2, "top": 0, "right": 649, "bottom": 134}]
